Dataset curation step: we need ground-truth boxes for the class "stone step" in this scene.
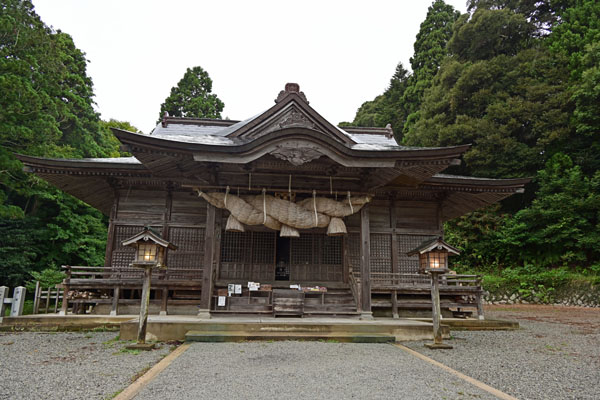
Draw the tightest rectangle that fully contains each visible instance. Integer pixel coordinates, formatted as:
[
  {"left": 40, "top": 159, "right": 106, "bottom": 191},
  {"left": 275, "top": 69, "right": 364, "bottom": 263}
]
[
  {"left": 185, "top": 330, "right": 395, "bottom": 343},
  {"left": 120, "top": 318, "right": 443, "bottom": 341}
]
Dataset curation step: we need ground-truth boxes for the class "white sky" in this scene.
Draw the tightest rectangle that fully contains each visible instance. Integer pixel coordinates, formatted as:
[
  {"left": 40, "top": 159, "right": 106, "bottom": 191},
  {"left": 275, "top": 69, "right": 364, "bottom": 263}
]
[{"left": 33, "top": 0, "right": 467, "bottom": 133}]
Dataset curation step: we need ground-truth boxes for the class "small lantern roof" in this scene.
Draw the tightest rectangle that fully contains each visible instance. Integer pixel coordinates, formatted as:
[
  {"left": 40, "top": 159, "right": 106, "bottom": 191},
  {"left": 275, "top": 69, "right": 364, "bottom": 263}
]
[
  {"left": 407, "top": 237, "right": 460, "bottom": 257},
  {"left": 121, "top": 226, "right": 177, "bottom": 250}
]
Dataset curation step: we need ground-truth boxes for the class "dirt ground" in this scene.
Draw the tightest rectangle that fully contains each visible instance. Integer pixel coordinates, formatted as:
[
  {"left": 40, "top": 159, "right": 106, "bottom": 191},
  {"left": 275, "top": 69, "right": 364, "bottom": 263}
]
[{"left": 485, "top": 303, "right": 600, "bottom": 333}]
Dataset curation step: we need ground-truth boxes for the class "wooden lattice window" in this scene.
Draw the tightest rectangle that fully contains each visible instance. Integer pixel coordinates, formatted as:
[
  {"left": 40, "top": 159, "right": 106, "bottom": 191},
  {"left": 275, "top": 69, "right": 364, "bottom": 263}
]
[
  {"left": 166, "top": 227, "right": 205, "bottom": 280},
  {"left": 290, "top": 234, "right": 342, "bottom": 282},
  {"left": 370, "top": 233, "right": 392, "bottom": 274},
  {"left": 219, "top": 231, "right": 275, "bottom": 281},
  {"left": 221, "top": 231, "right": 252, "bottom": 263},
  {"left": 347, "top": 233, "right": 361, "bottom": 276},
  {"left": 397, "top": 234, "right": 438, "bottom": 274},
  {"left": 111, "top": 225, "right": 146, "bottom": 278}
]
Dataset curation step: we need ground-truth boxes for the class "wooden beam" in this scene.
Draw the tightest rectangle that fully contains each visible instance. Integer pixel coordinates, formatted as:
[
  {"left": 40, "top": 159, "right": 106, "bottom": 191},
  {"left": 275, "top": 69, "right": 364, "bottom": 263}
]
[
  {"left": 360, "top": 205, "right": 372, "bottom": 316},
  {"left": 390, "top": 198, "right": 399, "bottom": 275},
  {"left": 110, "top": 286, "right": 120, "bottom": 316},
  {"left": 198, "top": 203, "right": 216, "bottom": 313},
  {"left": 103, "top": 189, "right": 120, "bottom": 269}
]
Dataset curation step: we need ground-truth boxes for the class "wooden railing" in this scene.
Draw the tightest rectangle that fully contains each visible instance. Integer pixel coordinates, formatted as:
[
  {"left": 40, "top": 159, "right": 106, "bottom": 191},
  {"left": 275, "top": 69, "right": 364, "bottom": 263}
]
[
  {"left": 61, "top": 265, "right": 203, "bottom": 282},
  {"left": 32, "top": 282, "right": 63, "bottom": 314},
  {"left": 370, "top": 272, "right": 482, "bottom": 290}
]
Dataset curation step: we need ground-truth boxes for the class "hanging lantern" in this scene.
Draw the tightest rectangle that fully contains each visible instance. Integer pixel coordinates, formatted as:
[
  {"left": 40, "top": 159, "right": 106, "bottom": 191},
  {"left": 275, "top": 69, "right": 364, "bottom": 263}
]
[
  {"left": 122, "top": 226, "right": 177, "bottom": 268},
  {"left": 407, "top": 237, "right": 460, "bottom": 274}
]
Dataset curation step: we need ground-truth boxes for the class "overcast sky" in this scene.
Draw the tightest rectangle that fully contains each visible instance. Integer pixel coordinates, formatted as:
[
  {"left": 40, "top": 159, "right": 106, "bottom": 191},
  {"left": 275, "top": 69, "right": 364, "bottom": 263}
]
[{"left": 33, "top": 0, "right": 467, "bottom": 133}]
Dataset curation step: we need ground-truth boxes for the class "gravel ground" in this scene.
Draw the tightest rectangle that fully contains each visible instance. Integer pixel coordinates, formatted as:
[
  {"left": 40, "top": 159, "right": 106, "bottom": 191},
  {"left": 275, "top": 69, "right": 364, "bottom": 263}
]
[
  {"left": 137, "top": 341, "right": 497, "bottom": 400},
  {"left": 404, "top": 305, "right": 600, "bottom": 400},
  {"left": 0, "top": 331, "right": 170, "bottom": 400}
]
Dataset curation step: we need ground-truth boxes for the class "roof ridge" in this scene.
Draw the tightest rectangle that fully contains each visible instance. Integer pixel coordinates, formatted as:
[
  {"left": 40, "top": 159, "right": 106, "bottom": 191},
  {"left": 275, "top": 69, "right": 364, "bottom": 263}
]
[{"left": 161, "top": 116, "right": 240, "bottom": 127}]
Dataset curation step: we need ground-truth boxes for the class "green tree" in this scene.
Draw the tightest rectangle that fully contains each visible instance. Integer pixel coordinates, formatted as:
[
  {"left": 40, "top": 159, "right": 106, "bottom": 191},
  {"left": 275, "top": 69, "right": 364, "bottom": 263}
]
[
  {"left": 158, "top": 66, "right": 224, "bottom": 121},
  {"left": 349, "top": 1, "right": 460, "bottom": 141},
  {"left": 101, "top": 119, "right": 142, "bottom": 134},
  {"left": 0, "top": 0, "right": 118, "bottom": 285},
  {"left": 448, "top": 8, "right": 533, "bottom": 61},
  {"left": 402, "top": 0, "right": 460, "bottom": 135},
  {"left": 404, "top": 45, "right": 571, "bottom": 179},
  {"left": 499, "top": 154, "right": 600, "bottom": 268},
  {"left": 545, "top": 0, "right": 600, "bottom": 175}
]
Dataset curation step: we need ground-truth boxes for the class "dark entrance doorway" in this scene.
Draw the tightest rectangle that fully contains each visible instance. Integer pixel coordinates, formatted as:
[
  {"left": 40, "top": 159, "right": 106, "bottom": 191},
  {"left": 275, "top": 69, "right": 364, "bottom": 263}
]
[{"left": 275, "top": 236, "right": 290, "bottom": 281}]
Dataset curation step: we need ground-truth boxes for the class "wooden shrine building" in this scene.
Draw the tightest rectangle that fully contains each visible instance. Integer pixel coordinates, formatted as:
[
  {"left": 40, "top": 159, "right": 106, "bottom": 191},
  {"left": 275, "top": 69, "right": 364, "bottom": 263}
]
[{"left": 17, "top": 83, "right": 529, "bottom": 318}]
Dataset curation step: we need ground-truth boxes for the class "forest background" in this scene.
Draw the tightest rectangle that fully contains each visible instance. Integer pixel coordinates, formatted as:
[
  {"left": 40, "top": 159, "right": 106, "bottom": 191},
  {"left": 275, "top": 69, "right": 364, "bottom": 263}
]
[{"left": 1, "top": 0, "right": 598, "bottom": 301}]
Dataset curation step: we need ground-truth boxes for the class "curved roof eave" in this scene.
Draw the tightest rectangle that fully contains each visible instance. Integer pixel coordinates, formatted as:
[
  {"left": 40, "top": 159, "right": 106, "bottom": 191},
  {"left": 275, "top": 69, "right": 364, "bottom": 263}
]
[
  {"left": 14, "top": 153, "right": 145, "bottom": 170},
  {"left": 427, "top": 173, "right": 531, "bottom": 188},
  {"left": 112, "top": 127, "right": 471, "bottom": 162}
]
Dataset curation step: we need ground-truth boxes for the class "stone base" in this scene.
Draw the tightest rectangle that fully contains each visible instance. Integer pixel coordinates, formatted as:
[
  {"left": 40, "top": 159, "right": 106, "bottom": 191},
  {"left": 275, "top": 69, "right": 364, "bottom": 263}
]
[
  {"left": 126, "top": 343, "right": 156, "bottom": 351},
  {"left": 359, "top": 312, "right": 374, "bottom": 320},
  {"left": 197, "top": 309, "right": 211, "bottom": 319},
  {"left": 424, "top": 342, "right": 453, "bottom": 349}
]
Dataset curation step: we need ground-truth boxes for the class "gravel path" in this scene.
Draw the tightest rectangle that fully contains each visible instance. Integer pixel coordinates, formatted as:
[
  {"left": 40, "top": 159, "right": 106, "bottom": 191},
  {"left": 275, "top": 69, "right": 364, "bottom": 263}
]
[
  {"left": 0, "top": 331, "right": 170, "bottom": 400},
  {"left": 136, "top": 341, "right": 497, "bottom": 400},
  {"left": 404, "top": 305, "right": 600, "bottom": 400}
]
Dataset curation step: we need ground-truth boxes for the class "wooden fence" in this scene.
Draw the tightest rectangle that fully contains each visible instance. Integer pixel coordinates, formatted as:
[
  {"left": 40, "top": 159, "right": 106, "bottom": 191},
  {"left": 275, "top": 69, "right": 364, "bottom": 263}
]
[{"left": 33, "top": 282, "right": 63, "bottom": 314}]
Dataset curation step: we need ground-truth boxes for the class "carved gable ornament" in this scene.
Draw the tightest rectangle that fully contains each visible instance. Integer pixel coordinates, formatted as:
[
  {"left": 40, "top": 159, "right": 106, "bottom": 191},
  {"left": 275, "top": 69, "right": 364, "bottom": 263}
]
[
  {"left": 228, "top": 83, "right": 355, "bottom": 146},
  {"left": 269, "top": 141, "right": 323, "bottom": 166},
  {"left": 257, "top": 105, "right": 322, "bottom": 137}
]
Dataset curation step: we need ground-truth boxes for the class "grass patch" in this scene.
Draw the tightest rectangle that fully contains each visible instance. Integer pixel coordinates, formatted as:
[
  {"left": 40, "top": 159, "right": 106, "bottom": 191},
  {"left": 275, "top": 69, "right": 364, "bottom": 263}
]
[
  {"left": 116, "top": 348, "right": 141, "bottom": 355},
  {"left": 105, "top": 389, "right": 124, "bottom": 400}
]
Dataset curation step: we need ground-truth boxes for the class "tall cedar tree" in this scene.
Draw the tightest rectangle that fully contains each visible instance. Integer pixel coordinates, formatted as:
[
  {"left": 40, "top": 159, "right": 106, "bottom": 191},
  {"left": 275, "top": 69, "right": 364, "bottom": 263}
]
[
  {"left": 348, "top": 1, "right": 459, "bottom": 142},
  {"left": 158, "top": 66, "right": 224, "bottom": 121},
  {"left": 404, "top": 6, "right": 571, "bottom": 180}
]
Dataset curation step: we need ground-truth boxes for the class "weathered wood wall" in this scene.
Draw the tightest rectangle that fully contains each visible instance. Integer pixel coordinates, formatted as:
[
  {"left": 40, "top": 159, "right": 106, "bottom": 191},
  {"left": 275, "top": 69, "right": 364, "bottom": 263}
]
[
  {"left": 105, "top": 187, "right": 208, "bottom": 276},
  {"left": 346, "top": 198, "right": 441, "bottom": 276},
  {"left": 104, "top": 190, "right": 442, "bottom": 283}
]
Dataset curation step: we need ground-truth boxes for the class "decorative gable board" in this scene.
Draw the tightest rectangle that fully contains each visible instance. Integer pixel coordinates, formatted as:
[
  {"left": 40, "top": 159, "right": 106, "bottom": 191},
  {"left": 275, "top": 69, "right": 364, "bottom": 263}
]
[{"left": 226, "top": 85, "right": 355, "bottom": 146}]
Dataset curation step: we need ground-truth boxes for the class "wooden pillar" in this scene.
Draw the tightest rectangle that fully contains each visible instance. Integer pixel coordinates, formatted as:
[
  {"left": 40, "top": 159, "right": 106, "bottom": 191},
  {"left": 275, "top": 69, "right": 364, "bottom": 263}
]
[
  {"left": 390, "top": 198, "right": 399, "bottom": 275},
  {"left": 359, "top": 205, "right": 373, "bottom": 319},
  {"left": 137, "top": 267, "right": 152, "bottom": 343},
  {"left": 425, "top": 271, "right": 453, "bottom": 349},
  {"left": 59, "top": 266, "right": 71, "bottom": 315},
  {"left": 342, "top": 236, "right": 349, "bottom": 283},
  {"left": 391, "top": 290, "right": 399, "bottom": 319},
  {"left": 431, "top": 274, "right": 442, "bottom": 343},
  {"left": 198, "top": 203, "right": 217, "bottom": 317},
  {"left": 104, "top": 190, "right": 120, "bottom": 269},
  {"left": 110, "top": 287, "right": 120, "bottom": 316},
  {"left": 54, "top": 287, "right": 60, "bottom": 313},
  {"left": 160, "top": 288, "right": 168, "bottom": 316}
]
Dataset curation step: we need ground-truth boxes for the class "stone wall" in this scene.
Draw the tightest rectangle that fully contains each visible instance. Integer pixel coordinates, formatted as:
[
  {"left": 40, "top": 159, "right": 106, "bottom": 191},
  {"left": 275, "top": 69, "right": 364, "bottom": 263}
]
[{"left": 483, "top": 281, "right": 600, "bottom": 307}]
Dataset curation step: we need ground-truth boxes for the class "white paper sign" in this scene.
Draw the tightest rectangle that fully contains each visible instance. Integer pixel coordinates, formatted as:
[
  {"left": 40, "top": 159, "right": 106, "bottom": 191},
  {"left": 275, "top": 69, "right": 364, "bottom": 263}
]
[
  {"left": 228, "top": 284, "right": 235, "bottom": 296},
  {"left": 218, "top": 296, "right": 226, "bottom": 307},
  {"left": 235, "top": 284, "right": 242, "bottom": 294}
]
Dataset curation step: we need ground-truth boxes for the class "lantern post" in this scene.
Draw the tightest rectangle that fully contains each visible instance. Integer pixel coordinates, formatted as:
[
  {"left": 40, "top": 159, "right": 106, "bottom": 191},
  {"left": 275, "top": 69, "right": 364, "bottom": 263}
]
[
  {"left": 121, "top": 226, "right": 176, "bottom": 349},
  {"left": 408, "top": 237, "right": 459, "bottom": 349}
]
